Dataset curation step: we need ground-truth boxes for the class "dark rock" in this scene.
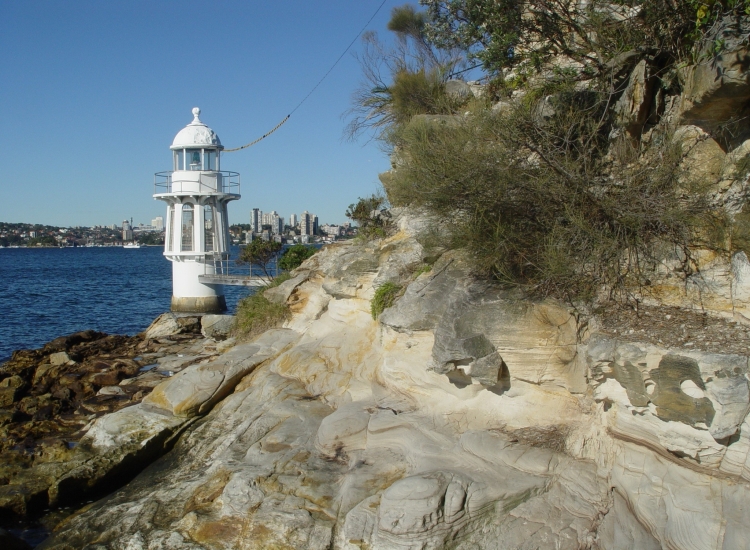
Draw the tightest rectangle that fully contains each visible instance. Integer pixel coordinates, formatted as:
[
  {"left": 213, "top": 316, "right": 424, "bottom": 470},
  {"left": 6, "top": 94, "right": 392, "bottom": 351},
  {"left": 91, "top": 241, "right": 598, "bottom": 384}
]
[
  {"left": 0, "top": 528, "right": 33, "bottom": 550},
  {"left": 43, "top": 330, "right": 106, "bottom": 354}
]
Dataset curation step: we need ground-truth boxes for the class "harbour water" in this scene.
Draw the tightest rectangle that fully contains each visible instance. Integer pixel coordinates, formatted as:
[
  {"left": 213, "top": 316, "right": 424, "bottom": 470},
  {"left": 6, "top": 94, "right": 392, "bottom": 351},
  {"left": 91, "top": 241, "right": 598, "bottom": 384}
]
[{"left": 0, "top": 246, "right": 252, "bottom": 363}]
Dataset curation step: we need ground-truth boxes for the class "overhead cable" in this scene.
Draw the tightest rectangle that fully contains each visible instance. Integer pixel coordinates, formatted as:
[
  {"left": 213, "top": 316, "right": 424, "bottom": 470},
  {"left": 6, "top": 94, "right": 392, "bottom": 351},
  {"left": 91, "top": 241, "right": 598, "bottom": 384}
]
[{"left": 224, "top": 0, "right": 389, "bottom": 153}]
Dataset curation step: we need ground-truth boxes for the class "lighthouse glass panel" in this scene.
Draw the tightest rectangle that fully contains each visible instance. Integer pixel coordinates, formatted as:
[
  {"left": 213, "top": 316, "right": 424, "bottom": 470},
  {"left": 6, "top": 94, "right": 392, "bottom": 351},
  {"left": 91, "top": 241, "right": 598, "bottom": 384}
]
[
  {"left": 174, "top": 150, "right": 185, "bottom": 171},
  {"left": 204, "top": 150, "right": 216, "bottom": 171},
  {"left": 187, "top": 149, "right": 201, "bottom": 171},
  {"left": 166, "top": 206, "right": 173, "bottom": 252},
  {"left": 204, "top": 206, "right": 215, "bottom": 252},
  {"left": 181, "top": 204, "right": 194, "bottom": 251}
]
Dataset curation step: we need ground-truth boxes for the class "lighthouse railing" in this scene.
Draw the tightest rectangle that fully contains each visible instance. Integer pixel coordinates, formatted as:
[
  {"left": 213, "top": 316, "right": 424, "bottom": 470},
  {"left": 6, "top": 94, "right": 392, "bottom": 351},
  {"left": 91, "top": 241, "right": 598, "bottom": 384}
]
[
  {"left": 203, "top": 251, "right": 281, "bottom": 282},
  {"left": 154, "top": 171, "right": 240, "bottom": 195},
  {"left": 204, "top": 252, "right": 231, "bottom": 275}
]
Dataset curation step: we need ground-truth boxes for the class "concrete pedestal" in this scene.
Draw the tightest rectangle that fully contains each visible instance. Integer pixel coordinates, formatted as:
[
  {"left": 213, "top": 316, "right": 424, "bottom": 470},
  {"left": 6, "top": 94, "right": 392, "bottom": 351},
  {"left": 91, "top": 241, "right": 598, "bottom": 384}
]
[{"left": 171, "top": 295, "right": 227, "bottom": 313}]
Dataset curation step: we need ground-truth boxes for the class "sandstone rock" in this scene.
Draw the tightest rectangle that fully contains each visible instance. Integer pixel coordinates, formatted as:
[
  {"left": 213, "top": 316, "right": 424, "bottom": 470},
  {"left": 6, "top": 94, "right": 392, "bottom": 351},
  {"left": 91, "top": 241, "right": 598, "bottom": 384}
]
[
  {"left": 680, "top": 15, "right": 750, "bottom": 144},
  {"left": 49, "top": 351, "right": 70, "bottom": 367},
  {"left": 35, "top": 210, "right": 750, "bottom": 549},
  {"left": 143, "top": 329, "right": 300, "bottom": 417},
  {"left": 144, "top": 313, "right": 182, "bottom": 339},
  {"left": 200, "top": 314, "right": 235, "bottom": 340},
  {"left": 674, "top": 125, "right": 725, "bottom": 184},
  {"left": 615, "top": 59, "right": 654, "bottom": 138},
  {"left": 263, "top": 271, "right": 310, "bottom": 305},
  {"left": 97, "top": 385, "right": 126, "bottom": 396}
]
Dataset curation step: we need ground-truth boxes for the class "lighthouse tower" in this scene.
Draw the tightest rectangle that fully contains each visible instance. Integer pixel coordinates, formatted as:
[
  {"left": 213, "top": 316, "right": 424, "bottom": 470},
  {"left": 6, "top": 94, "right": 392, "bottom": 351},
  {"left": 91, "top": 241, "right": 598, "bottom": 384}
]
[{"left": 154, "top": 107, "right": 240, "bottom": 313}]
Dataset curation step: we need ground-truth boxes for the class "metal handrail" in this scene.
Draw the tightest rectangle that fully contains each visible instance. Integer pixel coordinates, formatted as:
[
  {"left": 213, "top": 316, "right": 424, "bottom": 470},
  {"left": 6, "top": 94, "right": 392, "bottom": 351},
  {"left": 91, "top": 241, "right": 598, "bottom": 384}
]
[
  {"left": 204, "top": 252, "right": 231, "bottom": 276},
  {"left": 203, "top": 251, "right": 280, "bottom": 278},
  {"left": 154, "top": 171, "right": 240, "bottom": 195}
]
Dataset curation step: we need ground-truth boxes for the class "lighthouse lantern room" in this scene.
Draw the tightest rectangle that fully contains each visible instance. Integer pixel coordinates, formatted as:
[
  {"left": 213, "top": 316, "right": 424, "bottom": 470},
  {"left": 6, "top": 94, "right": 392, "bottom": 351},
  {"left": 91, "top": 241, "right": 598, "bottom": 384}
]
[{"left": 154, "top": 107, "right": 240, "bottom": 313}]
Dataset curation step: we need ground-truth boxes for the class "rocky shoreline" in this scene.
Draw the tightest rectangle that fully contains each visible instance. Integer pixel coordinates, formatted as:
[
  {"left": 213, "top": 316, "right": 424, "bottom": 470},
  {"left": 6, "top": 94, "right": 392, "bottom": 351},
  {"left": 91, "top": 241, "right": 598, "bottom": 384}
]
[
  {"left": 0, "top": 313, "right": 235, "bottom": 548},
  {"left": 0, "top": 211, "right": 740, "bottom": 549}
]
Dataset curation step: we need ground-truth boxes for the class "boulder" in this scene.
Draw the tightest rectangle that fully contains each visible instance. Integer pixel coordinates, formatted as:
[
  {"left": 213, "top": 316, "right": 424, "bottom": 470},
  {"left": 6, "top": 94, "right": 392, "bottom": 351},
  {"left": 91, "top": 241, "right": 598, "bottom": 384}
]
[
  {"left": 263, "top": 271, "right": 310, "bottom": 305},
  {"left": 200, "top": 314, "right": 235, "bottom": 340},
  {"left": 445, "top": 79, "right": 472, "bottom": 99},
  {"left": 144, "top": 313, "right": 182, "bottom": 339}
]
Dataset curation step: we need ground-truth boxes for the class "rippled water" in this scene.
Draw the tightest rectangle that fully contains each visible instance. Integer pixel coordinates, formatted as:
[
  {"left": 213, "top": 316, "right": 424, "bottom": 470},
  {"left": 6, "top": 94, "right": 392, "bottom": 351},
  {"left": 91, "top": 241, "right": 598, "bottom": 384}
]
[{"left": 0, "top": 246, "right": 251, "bottom": 362}]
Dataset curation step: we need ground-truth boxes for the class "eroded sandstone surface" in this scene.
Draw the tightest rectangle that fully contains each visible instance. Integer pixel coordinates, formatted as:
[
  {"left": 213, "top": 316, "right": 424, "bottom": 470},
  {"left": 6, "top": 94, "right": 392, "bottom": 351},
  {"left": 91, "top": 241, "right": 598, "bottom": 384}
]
[{"left": 31, "top": 210, "right": 750, "bottom": 550}]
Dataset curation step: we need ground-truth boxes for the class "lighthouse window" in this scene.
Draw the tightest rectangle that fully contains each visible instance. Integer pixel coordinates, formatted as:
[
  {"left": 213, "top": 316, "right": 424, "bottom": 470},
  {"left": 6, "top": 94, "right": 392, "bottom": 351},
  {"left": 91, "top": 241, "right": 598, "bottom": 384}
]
[
  {"left": 181, "top": 204, "right": 194, "bottom": 251},
  {"left": 204, "top": 206, "right": 215, "bottom": 252},
  {"left": 187, "top": 149, "right": 201, "bottom": 171},
  {"left": 204, "top": 150, "right": 216, "bottom": 171}
]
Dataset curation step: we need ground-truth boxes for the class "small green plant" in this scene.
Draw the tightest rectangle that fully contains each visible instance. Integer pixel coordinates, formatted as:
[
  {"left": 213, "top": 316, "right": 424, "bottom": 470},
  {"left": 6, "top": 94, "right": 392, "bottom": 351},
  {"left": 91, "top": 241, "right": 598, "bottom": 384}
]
[
  {"left": 413, "top": 264, "right": 432, "bottom": 278},
  {"left": 233, "top": 273, "right": 292, "bottom": 340},
  {"left": 371, "top": 281, "right": 402, "bottom": 320}
]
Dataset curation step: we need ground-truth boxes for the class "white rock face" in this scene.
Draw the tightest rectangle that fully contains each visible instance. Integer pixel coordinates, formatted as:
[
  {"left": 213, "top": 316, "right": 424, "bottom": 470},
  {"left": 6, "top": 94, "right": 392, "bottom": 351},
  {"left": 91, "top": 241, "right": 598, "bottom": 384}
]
[{"left": 42, "top": 215, "right": 750, "bottom": 550}]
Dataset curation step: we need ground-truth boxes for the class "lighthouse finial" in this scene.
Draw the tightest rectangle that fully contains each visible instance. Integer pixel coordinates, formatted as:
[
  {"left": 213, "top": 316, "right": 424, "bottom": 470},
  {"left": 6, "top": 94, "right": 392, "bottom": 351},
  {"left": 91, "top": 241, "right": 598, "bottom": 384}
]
[{"left": 192, "top": 107, "right": 201, "bottom": 123}]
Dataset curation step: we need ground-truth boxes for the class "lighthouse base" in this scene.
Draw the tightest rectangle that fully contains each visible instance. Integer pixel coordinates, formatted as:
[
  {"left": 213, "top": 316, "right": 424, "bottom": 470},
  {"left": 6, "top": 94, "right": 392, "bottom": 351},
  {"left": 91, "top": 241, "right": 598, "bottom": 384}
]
[{"left": 171, "top": 295, "right": 227, "bottom": 314}]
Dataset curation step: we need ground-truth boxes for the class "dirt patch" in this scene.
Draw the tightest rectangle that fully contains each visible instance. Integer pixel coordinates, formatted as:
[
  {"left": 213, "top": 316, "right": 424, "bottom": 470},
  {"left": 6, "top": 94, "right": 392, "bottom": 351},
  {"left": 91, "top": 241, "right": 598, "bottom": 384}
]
[{"left": 597, "top": 304, "right": 750, "bottom": 355}]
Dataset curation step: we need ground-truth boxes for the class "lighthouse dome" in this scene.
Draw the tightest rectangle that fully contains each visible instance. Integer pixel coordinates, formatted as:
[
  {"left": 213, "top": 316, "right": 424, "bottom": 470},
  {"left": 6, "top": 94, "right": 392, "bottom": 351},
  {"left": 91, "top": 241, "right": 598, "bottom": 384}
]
[{"left": 170, "top": 108, "right": 223, "bottom": 150}]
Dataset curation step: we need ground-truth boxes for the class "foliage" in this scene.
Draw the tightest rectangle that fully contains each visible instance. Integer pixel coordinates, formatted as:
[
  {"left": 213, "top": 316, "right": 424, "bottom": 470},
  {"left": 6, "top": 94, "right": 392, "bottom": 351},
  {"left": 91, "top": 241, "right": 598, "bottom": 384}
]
[
  {"left": 691, "top": 0, "right": 750, "bottom": 29},
  {"left": 136, "top": 232, "right": 164, "bottom": 246},
  {"left": 233, "top": 273, "right": 292, "bottom": 340},
  {"left": 383, "top": 94, "right": 727, "bottom": 303},
  {"left": 344, "top": 1, "right": 746, "bottom": 306},
  {"left": 371, "top": 281, "right": 403, "bottom": 319},
  {"left": 236, "top": 239, "right": 282, "bottom": 283},
  {"left": 345, "top": 4, "right": 468, "bottom": 142},
  {"left": 420, "top": 0, "right": 701, "bottom": 76},
  {"left": 278, "top": 244, "right": 317, "bottom": 271},
  {"left": 346, "top": 194, "right": 391, "bottom": 240}
]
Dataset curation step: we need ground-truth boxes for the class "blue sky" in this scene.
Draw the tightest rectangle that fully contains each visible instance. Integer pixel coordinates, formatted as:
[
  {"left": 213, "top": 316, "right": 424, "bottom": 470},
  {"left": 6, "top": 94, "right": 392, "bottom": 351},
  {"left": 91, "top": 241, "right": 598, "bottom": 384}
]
[{"left": 0, "top": 0, "right": 399, "bottom": 227}]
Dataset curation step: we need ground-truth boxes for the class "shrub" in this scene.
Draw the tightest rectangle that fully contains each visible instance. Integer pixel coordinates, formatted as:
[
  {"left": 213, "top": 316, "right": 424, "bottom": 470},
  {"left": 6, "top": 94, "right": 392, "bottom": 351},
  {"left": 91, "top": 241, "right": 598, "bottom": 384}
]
[
  {"left": 233, "top": 274, "right": 291, "bottom": 340},
  {"left": 346, "top": 194, "right": 392, "bottom": 241},
  {"left": 371, "top": 282, "right": 402, "bottom": 320},
  {"left": 236, "top": 239, "right": 282, "bottom": 283},
  {"left": 278, "top": 244, "right": 316, "bottom": 271},
  {"left": 383, "top": 94, "right": 727, "bottom": 304}
]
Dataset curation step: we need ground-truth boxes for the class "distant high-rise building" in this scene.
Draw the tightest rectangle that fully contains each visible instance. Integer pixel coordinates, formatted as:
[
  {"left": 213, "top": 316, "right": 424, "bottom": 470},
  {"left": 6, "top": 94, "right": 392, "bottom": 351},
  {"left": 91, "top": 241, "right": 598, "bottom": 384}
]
[
  {"left": 251, "top": 208, "right": 262, "bottom": 233},
  {"left": 290, "top": 213, "right": 298, "bottom": 228},
  {"left": 152, "top": 216, "right": 164, "bottom": 230},
  {"left": 300, "top": 211, "right": 312, "bottom": 236},
  {"left": 312, "top": 215, "right": 319, "bottom": 236},
  {"left": 122, "top": 219, "right": 133, "bottom": 241},
  {"left": 271, "top": 214, "right": 283, "bottom": 235}
]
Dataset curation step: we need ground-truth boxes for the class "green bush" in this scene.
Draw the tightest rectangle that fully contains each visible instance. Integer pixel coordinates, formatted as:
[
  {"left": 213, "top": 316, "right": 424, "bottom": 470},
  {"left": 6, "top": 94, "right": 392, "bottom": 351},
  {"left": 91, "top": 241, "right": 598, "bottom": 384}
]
[
  {"left": 233, "top": 273, "right": 291, "bottom": 340},
  {"left": 371, "top": 282, "right": 403, "bottom": 320},
  {"left": 278, "top": 244, "right": 316, "bottom": 271}
]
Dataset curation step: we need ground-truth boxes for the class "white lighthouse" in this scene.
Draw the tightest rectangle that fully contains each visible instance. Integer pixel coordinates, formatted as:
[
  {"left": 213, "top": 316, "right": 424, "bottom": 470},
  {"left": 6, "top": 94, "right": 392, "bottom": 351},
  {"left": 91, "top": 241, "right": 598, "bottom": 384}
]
[{"left": 154, "top": 107, "right": 240, "bottom": 313}]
